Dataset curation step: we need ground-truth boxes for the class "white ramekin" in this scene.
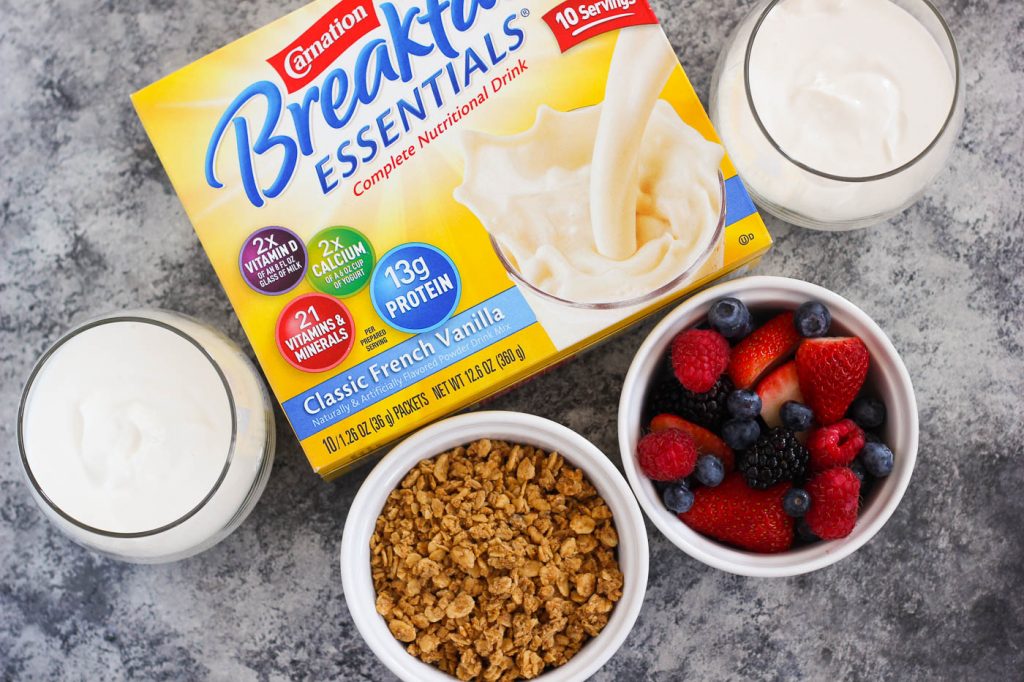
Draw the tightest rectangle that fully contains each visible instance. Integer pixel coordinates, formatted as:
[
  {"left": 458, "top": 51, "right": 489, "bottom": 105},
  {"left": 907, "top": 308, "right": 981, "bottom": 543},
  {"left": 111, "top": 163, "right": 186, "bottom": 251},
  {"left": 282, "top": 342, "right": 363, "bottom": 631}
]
[
  {"left": 618, "top": 276, "right": 918, "bottom": 577},
  {"left": 340, "top": 411, "right": 649, "bottom": 681}
]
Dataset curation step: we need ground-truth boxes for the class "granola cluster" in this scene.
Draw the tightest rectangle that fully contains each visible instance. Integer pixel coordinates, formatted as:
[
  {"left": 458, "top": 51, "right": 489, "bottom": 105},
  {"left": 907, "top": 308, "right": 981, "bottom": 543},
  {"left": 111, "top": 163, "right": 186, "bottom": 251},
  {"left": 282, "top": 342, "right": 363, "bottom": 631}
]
[{"left": 370, "top": 439, "right": 624, "bottom": 681}]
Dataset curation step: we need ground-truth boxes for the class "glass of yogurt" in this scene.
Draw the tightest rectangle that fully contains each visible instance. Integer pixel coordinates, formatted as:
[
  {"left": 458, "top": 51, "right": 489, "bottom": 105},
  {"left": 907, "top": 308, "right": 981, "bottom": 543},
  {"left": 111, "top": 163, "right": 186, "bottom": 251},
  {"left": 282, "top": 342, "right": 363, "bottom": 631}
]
[
  {"left": 711, "top": 0, "right": 963, "bottom": 230},
  {"left": 17, "top": 309, "right": 276, "bottom": 563}
]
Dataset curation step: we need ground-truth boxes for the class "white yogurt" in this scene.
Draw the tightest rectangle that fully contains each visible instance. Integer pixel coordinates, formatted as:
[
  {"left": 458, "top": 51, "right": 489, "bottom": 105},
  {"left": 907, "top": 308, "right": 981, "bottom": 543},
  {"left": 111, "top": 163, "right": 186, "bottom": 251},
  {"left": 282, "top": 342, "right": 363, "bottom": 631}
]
[
  {"left": 19, "top": 310, "right": 275, "bottom": 562},
  {"left": 456, "top": 27, "right": 724, "bottom": 305},
  {"left": 712, "top": 0, "right": 961, "bottom": 228}
]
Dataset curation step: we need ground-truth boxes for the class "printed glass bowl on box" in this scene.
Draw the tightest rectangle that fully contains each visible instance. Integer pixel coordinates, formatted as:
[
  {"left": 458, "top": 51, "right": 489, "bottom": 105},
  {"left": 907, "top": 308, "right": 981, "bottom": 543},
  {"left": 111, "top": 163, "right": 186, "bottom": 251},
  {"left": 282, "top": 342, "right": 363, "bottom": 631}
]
[
  {"left": 618, "top": 277, "right": 918, "bottom": 577},
  {"left": 710, "top": 0, "right": 963, "bottom": 230},
  {"left": 485, "top": 171, "right": 727, "bottom": 310},
  {"left": 340, "top": 412, "right": 649, "bottom": 682}
]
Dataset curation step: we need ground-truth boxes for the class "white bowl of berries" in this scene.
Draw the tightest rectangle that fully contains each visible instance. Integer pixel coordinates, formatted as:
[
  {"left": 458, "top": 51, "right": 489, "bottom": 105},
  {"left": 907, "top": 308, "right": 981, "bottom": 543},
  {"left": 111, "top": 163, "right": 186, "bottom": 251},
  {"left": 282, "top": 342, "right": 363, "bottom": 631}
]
[{"left": 618, "top": 276, "right": 918, "bottom": 577}]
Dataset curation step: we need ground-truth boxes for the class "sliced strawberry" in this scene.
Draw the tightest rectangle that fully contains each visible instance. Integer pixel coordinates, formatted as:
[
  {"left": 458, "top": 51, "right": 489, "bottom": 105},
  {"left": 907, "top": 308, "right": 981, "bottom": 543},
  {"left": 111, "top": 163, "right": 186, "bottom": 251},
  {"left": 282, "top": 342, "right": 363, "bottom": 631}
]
[
  {"left": 755, "top": 361, "right": 804, "bottom": 428},
  {"left": 796, "top": 337, "right": 870, "bottom": 425},
  {"left": 650, "top": 413, "right": 735, "bottom": 471},
  {"left": 680, "top": 473, "right": 794, "bottom": 553},
  {"left": 727, "top": 312, "right": 801, "bottom": 389}
]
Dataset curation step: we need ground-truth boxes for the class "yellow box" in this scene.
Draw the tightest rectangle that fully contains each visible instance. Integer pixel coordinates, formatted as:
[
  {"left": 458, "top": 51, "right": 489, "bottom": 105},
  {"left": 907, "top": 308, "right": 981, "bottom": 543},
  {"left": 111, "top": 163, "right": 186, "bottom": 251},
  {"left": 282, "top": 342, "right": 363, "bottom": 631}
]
[{"left": 133, "top": 0, "right": 771, "bottom": 478}]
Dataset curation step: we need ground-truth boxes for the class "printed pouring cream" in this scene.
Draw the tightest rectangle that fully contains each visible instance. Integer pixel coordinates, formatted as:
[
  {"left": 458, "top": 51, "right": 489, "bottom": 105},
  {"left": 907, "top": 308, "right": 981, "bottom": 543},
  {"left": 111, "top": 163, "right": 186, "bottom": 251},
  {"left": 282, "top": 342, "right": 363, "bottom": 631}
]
[{"left": 456, "top": 26, "right": 725, "bottom": 306}]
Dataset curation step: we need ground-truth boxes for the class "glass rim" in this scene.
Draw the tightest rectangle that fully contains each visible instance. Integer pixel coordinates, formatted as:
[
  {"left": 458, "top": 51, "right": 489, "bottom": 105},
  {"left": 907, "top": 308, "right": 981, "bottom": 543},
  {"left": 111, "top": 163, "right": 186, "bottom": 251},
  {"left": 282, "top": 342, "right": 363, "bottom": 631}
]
[
  {"left": 17, "top": 314, "right": 238, "bottom": 539},
  {"left": 742, "top": 0, "right": 962, "bottom": 183},
  {"left": 488, "top": 171, "right": 727, "bottom": 310}
]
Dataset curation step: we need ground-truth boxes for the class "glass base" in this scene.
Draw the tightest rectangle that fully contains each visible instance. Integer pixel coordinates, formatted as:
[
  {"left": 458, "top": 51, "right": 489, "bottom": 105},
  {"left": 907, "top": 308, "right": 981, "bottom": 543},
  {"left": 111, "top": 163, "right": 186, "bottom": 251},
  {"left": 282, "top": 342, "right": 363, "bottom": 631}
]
[{"left": 747, "top": 184, "right": 920, "bottom": 231}]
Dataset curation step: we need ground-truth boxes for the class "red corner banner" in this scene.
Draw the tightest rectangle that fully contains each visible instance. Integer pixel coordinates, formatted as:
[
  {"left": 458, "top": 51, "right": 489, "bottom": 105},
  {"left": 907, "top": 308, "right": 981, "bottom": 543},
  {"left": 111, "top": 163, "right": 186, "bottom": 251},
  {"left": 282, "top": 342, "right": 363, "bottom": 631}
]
[
  {"left": 542, "top": 0, "right": 660, "bottom": 53},
  {"left": 267, "top": 0, "right": 380, "bottom": 93}
]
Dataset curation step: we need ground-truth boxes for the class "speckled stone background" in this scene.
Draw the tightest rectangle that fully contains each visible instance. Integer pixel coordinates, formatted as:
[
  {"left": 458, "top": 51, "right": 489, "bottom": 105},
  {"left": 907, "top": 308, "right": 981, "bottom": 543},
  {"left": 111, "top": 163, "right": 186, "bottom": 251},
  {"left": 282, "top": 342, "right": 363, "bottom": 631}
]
[{"left": 1, "top": 0, "right": 1022, "bottom": 679}]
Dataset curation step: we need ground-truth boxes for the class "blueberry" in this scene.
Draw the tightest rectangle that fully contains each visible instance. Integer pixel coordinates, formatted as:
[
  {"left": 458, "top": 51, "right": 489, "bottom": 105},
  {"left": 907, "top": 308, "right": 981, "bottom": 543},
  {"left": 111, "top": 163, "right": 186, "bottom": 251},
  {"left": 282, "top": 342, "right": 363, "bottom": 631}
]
[
  {"left": 796, "top": 519, "right": 819, "bottom": 544},
  {"left": 662, "top": 482, "right": 694, "bottom": 514},
  {"left": 783, "top": 488, "right": 811, "bottom": 517},
  {"left": 722, "top": 418, "right": 760, "bottom": 450},
  {"left": 727, "top": 389, "right": 762, "bottom": 419},
  {"left": 695, "top": 455, "right": 725, "bottom": 487},
  {"left": 779, "top": 401, "right": 814, "bottom": 431},
  {"left": 848, "top": 396, "right": 886, "bottom": 429},
  {"left": 794, "top": 301, "right": 831, "bottom": 338},
  {"left": 708, "top": 297, "right": 751, "bottom": 340},
  {"left": 849, "top": 459, "right": 868, "bottom": 483},
  {"left": 860, "top": 442, "right": 894, "bottom": 477}
]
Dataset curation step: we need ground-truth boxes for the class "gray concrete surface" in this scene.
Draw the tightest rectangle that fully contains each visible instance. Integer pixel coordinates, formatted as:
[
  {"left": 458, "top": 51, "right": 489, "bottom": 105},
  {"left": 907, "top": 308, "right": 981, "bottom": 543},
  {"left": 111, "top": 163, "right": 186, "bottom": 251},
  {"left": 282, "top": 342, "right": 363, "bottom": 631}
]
[{"left": 1, "top": 0, "right": 1022, "bottom": 679}]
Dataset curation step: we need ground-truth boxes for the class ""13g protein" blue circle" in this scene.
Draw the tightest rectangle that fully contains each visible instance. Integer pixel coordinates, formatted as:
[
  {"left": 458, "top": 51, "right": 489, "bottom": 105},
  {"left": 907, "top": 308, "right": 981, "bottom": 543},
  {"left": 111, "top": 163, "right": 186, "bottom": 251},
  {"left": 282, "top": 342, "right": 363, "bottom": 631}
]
[{"left": 370, "top": 243, "right": 462, "bottom": 334}]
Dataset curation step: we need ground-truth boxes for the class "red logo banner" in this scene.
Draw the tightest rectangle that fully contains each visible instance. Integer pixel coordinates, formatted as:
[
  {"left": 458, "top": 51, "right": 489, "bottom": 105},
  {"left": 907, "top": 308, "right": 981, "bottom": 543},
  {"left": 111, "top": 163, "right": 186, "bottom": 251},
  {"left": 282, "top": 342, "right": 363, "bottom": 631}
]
[{"left": 267, "top": 0, "right": 380, "bottom": 93}]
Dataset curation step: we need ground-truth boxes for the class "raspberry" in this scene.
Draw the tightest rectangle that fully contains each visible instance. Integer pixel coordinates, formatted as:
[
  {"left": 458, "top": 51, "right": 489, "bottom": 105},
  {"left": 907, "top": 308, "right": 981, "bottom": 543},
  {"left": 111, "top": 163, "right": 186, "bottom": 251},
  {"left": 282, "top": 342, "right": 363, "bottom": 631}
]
[
  {"left": 805, "top": 467, "right": 861, "bottom": 540},
  {"left": 738, "top": 427, "right": 809, "bottom": 489},
  {"left": 637, "top": 429, "right": 697, "bottom": 481},
  {"left": 671, "top": 329, "right": 730, "bottom": 393},
  {"left": 807, "top": 419, "right": 865, "bottom": 471}
]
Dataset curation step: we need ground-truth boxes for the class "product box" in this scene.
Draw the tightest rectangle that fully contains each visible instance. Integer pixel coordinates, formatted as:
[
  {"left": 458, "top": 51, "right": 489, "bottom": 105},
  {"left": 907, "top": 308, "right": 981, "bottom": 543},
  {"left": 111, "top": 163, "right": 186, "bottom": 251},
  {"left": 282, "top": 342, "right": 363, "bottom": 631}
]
[{"left": 132, "top": 0, "right": 771, "bottom": 479}]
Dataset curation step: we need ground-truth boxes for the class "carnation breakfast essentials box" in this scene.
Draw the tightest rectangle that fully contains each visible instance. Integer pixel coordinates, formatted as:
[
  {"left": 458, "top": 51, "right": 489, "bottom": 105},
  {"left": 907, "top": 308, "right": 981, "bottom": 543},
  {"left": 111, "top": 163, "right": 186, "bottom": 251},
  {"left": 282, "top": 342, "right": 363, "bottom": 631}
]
[{"left": 132, "top": 0, "right": 771, "bottom": 478}]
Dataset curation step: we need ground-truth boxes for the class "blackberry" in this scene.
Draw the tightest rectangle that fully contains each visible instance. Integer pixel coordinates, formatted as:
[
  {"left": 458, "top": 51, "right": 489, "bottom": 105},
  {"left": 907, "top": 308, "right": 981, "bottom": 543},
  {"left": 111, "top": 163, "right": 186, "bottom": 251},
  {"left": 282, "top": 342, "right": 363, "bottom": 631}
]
[
  {"left": 644, "top": 360, "right": 688, "bottom": 421},
  {"left": 643, "top": 359, "right": 732, "bottom": 429},
  {"left": 738, "top": 427, "right": 809, "bottom": 489},
  {"left": 676, "top": 375, "right": 733, "bottom": 430}
]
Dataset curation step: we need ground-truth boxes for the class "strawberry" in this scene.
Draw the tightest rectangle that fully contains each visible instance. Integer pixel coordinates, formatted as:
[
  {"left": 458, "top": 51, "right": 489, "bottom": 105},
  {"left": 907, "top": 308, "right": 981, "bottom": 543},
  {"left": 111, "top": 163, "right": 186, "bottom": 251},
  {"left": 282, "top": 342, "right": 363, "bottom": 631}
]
[
  {"left": 670, "top": 329, "right": 730, "bottom": 393},
  {"left": 796, "top": 337, "right": 870, "bottom": 425},
  {"left": 805, "top": 467, "right": 861, "bottom": 540},
  {"left": 727, "top": 312, "right": 801, "bottom": 389},
  {"left": 650, "top": 414, "right": 735, "bottom": 472},
  {"left": 636, "top": 429, "right": 697, "bottom": 481},
  {"left": 680, "top": 473, "right": 794, "bottom": 553},
  {"left": 755, "top": 361, "right": 804, "bottom": 428},
  {"left": 807, "top": 419, "right": 865, "bottom": 471}
]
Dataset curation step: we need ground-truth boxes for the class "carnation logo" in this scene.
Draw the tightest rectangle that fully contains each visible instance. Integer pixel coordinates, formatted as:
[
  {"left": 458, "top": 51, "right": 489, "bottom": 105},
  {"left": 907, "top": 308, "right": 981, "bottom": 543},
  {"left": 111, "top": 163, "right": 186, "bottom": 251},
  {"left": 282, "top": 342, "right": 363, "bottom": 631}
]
[{"left": 267, "top": 0, "right": 380, "bottom": 93}]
